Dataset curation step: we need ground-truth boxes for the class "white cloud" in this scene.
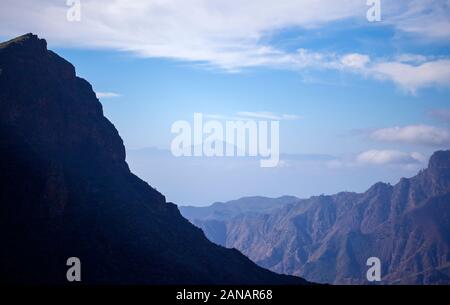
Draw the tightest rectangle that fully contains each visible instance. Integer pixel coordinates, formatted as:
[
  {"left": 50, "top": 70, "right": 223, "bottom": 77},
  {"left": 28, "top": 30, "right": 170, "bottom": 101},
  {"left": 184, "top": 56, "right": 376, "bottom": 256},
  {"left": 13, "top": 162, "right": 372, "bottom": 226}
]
[
  {"left": 386, "top": 0, "right": 450, "bottom": 40},
  {"left": 236, "top": 111, "right": 302, "bottom": 121},
  {"left": 204, "top": 114, "right": 242, "bottom": 121},
  {"left": 1, "top": 1, "right": 449, "bottom": 92},
  {"left": 206, "top": 111, "right": 301, "bottom": 121},
  {"left": 324, "top": 150, "right": 426, "bottom": 169},
  {"left": 96, "top": 92, "right": 121, "bottom": 99},
  {"left": 370, "top": 124, "right": 450, "bottom": 146},
  {"left": 331, "top": 53, "right": 450, "bottom": 93},
  {"left": 370, "top": 60, "right": 450, "bottom": 94},
  {"left": 356, "top": 150, "right": 425, "bottom": 165},
  {"left": 340, "top": 53, "right": 370, "bottom": 69},
  {"left": 0, "top": 0, "right": 366, "bottom": 70},
  {"left": 394, "top": 54, "right": 429, "bottom": 64}
]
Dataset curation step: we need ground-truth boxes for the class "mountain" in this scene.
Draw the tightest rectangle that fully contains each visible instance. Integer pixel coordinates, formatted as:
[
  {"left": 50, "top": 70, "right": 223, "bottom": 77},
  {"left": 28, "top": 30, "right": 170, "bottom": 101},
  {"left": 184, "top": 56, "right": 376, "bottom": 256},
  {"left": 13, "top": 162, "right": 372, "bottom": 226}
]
[
  {"left": 181, "top": 151, "right": 450, "bottom": 284},
  {"left": 181, "top": 196, "right": 300, "bottom": 221},
  {"left": 180, "top": 196, "right": 300, "bottom": 246},
  {"left": 0, "top": 33, "right": 310, "bottom": 285}
]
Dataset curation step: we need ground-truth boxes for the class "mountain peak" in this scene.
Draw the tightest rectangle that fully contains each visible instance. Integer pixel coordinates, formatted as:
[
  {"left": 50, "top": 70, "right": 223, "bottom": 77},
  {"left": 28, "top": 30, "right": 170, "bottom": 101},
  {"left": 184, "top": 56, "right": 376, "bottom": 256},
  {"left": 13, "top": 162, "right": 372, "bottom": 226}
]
[
  {"left": 428, "top": 150, "right": 450, "bottom": 169},
  {"left": 0, "top": 33, "right": 47, "bottom": 52}
]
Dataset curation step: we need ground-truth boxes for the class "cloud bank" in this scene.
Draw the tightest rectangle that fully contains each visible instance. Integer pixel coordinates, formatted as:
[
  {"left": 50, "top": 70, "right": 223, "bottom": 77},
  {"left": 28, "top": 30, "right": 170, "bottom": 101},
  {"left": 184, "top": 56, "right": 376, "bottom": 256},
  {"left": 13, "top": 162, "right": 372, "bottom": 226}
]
[
  {"left": 370, "top": 125, "right": 450, "bottom": 146},
  {"left": 206, "top": 111, "right": 302, "bottom": 121},
  {"left": 356, "top": 149, "right": 425, "bottom": 165}
]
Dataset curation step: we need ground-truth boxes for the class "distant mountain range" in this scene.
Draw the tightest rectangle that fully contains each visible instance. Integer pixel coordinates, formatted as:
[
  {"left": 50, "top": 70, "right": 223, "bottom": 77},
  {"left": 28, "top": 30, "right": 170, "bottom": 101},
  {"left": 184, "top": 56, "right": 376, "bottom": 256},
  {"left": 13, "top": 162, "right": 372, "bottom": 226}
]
[
  {"left": 180, "top": 151, "right": 450, "bottom": 284},
  {"left": 0, "top": 33, "right": 309, "bottom": 285}
]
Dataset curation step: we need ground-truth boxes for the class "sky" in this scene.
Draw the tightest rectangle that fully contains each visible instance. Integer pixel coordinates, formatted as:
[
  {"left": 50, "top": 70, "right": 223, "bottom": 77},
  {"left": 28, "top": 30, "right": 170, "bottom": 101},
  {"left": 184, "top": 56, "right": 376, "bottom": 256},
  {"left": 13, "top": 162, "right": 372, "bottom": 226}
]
[{"left": 1, "top": 0, "right": 450, "bottom": 205}]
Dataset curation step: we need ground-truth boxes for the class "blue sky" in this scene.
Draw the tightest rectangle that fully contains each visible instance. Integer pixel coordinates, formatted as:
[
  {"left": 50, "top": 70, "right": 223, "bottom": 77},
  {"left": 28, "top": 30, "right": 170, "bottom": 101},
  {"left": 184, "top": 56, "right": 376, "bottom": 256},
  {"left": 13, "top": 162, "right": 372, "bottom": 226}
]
[{"left": 1, "top": 0, "right": 450, "bottom": 205}]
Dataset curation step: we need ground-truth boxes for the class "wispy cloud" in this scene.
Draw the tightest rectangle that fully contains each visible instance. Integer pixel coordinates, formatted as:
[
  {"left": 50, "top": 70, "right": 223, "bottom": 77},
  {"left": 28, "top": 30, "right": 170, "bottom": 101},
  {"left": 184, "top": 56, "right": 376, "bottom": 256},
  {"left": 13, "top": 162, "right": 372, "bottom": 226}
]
[
  {"left": 370, "top": 124, "right": 450, "bottom": 146},
  {"left": 0, "top": 0, "right": 366, "bottom": 70},
  {"left": 206, "top": 111, "right": 302, "bottom": 121},
  {"left": 370, "top": 59, "right": 450, "bottom": 94},
  {"left": 236, "top": 111, "right": 302, "bottom": 121},
  {"left": 340, "top": 53, "right": 370, "bottom": 69},
  {"left": 394, "top": 54, "right": 429, "bottom": 64},
  {"left": 355, "top": 149, "right": 425, "bottom": 165},
  {"left": 386, "top": 0, "right": 450, "bottom": 40},
  {"left": 96, "top": 92, "right": 121, "bottom": 99},
  {"left": 325, "top": 149, "right": 426, "bottom": 170},
  {"left": 1, "top": 1, "right": 449, "bottom": 92},
  {"left": 328, "top": 52, "right": 450, "bottom": 93}
]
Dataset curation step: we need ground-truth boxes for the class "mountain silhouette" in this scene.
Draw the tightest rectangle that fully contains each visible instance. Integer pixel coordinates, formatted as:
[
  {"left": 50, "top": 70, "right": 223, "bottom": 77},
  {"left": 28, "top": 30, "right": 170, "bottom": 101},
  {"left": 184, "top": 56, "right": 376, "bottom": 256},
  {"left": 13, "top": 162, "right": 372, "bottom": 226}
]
[
  {"left": 181, "top": 151, "right": 450, "bottom": 284},
  {"left": 0, "top": 33, "right": 310, "bottom": 285}
]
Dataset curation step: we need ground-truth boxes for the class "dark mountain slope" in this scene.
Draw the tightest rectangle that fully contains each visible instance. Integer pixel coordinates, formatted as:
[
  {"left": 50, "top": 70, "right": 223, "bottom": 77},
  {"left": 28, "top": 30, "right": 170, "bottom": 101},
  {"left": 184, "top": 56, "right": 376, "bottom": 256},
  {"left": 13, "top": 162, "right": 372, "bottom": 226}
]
[
  {"left": 183, "top": 151, "right": 450, "bottom": 284},
  {"left": 0, "top": 33, "right": 309, "bottom": 284}
]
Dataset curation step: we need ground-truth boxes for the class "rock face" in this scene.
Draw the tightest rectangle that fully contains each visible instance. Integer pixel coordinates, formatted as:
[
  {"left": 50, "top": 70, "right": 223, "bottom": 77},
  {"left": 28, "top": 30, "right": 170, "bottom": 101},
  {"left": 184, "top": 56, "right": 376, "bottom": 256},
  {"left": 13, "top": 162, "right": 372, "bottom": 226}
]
[
  {"left": 0, "top": 34, "right": 309, "bottom": 285},
  {"left": 182, "top": 151, "right": 450, "bottom": 284}
]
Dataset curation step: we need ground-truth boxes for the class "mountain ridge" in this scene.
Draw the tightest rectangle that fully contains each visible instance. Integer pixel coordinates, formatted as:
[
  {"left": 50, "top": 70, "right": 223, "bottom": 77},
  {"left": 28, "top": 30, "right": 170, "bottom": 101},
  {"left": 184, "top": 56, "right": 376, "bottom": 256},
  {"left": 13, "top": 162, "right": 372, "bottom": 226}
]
[{"left": 182, "top": 150, "right": 450, "bottom": 284}]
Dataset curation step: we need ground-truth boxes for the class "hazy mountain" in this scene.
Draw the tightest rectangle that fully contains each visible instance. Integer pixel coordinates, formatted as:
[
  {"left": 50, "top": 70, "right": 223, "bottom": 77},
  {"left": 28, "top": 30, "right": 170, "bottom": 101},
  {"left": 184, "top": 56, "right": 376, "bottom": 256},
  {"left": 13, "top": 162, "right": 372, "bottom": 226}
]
[
  {"left": 0, "top": 33, "right": 309, "bottom": 285},
  {"left": 180, "top": 196, "right": 301, "bottom": 246},
  {"left": 181, "top": 196, "right": 300, "bottom": 220},
  {"left": 182, "top": 151, "right": 450, "bottom": 284}
]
